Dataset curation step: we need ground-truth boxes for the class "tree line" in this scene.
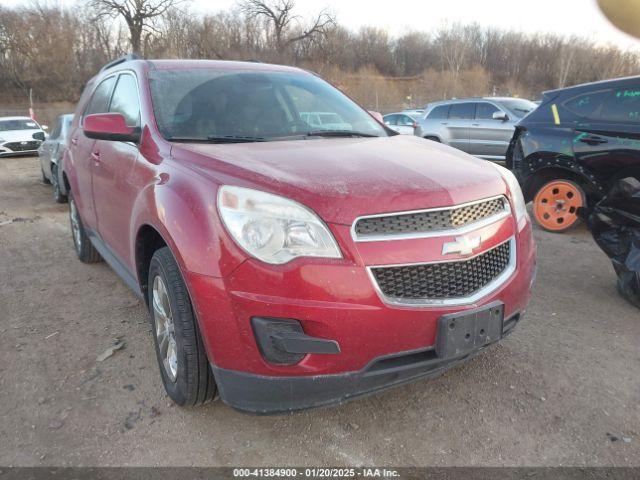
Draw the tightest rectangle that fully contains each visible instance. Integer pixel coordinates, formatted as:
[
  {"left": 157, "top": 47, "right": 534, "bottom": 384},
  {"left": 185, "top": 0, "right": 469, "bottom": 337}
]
[{"left": 1, "top": 0, "right": 639, "bottom": 113}]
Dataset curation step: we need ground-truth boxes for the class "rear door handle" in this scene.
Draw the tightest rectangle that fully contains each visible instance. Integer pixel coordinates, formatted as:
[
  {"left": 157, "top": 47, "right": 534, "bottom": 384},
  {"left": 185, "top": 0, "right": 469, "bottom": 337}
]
[
  {"left": 579, "top": 135, "right": 608, "bottom": 145},
  {"left": 91, "top": 150, "right": 101, "bottom": 164},
  {"left": 441, "top": 122, "right": 449, "bottom": 126},
  {"left": 471, "top": 123, "right": 480, "bottom": 127}
]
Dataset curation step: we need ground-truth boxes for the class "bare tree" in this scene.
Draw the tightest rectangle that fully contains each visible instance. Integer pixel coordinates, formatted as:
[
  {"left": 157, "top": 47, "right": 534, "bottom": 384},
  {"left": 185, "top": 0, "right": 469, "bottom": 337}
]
[
  {"left": 88, "top": 0, "right": 187, "bottom": 55},
  {"left": 239, "top": 0, "right": 334, "bottom": 53}
]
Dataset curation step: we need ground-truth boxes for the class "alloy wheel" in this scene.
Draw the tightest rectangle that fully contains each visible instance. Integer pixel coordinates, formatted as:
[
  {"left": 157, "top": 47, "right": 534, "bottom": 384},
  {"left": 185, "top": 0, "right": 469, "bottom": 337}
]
[
  {"left": 69, "top": 197, "right": 82, "bottom": 252},
  {"left": 152, "top": 275, "right": 178, "bottom": 382}
]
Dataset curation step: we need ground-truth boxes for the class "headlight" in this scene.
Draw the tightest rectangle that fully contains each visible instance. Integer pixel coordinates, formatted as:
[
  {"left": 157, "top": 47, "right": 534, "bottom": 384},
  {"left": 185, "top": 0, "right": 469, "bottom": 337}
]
[
  {"left": 491, "top": 163, "right": 528, "bottom": 230},
  {"left": 217, "top": 186, "right": 342, "bottom": 265}
]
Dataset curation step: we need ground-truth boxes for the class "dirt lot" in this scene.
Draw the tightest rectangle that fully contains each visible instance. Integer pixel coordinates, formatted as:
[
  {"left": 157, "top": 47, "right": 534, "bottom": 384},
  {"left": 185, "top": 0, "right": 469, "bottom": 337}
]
[{"left": 0, "top": 155, "right": 639, "bottom": 467}]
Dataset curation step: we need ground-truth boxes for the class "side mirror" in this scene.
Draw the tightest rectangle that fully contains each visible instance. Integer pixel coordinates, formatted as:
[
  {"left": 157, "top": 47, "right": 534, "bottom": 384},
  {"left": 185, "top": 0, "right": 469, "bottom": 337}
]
[
  {"left": 368, "top": 111, "right": 384, "bottom": 123},
  {"left": 83, "top": 113, "right": 140, "bottom": 143},
  {"left": 492, "top": 111, "right": 509, "bottom": 121}
]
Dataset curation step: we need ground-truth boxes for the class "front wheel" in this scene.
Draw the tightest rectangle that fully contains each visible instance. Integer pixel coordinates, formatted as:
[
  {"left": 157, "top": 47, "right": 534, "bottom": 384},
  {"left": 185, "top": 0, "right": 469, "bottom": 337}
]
[
  {"left": 148, "top": 247, "right": 216, "bottom": 406},
  {"left": 532, "top": 179, "right": 585, "bottom": 232}
]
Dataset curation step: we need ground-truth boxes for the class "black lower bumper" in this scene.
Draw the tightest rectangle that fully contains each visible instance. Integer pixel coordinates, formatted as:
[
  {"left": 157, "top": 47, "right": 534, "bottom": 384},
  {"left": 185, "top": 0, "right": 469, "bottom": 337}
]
[{"left": 212, "top": 312, "right": 521, "bottom": 414}]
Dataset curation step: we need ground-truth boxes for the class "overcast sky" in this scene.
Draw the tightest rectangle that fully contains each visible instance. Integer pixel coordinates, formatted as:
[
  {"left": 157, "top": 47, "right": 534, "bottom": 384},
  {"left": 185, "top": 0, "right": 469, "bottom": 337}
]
[{"left": 5, "top": 0, "right": 640, "bottom": 50}]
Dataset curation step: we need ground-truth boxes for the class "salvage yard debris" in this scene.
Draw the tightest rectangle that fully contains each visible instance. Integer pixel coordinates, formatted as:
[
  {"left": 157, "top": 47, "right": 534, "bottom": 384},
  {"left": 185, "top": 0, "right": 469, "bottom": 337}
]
[
  {"left": 96, "top": 340, "right": 125, "bottom": 362},
  {"left": 583, "top": 177, "right": 640, "bottom": 309}
]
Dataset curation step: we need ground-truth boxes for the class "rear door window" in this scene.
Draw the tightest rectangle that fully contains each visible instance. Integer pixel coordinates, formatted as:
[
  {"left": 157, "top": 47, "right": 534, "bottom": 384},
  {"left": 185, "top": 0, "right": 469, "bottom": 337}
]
[
  {"left": 598, "top": 87, "right": 640, "bottom": 123},
  {"left": 427, "top": 105, "right": 450, "bottom": 119},
  {"left": 475, "top": 102, "right": 500, "bottom": 120},
  {"left": 109, "top": 74, "right": 141, "bottom": 127},
  {"left": 563, "top": 90, "right": 609, "bottom": 118},
  {"left": 448, "top": 103, "right": 475, "bottom": 120},
  {"left": 84, "top": 76, "right": 116, "bottom": 117}
]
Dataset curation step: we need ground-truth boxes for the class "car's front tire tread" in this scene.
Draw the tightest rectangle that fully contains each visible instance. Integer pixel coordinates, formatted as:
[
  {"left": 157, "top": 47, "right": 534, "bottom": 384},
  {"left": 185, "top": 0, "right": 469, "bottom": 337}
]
[{"left": 148, "top": 247, "right": 216, "bottom": 406}]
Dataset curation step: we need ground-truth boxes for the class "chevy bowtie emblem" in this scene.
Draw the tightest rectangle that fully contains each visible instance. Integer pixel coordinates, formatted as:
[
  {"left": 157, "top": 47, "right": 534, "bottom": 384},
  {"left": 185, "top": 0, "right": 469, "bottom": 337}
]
[{"left": 442, "top": 235, "right": 482, "bottom": 256}]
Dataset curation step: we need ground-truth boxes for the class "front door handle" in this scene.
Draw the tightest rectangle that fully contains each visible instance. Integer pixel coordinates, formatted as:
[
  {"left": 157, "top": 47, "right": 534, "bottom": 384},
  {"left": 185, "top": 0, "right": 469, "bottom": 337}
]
[
  {"left": 91, "top": 150, "right": 101, "bottom": 165},
  {"left": 579, "top": 135, "right": 608, "bottom": 145},
  {"left": 441, "top": 122, "right": 449, "bottom": 126},
  {"left": 471, "top": 123, "right": 480, "bottom": 127}
]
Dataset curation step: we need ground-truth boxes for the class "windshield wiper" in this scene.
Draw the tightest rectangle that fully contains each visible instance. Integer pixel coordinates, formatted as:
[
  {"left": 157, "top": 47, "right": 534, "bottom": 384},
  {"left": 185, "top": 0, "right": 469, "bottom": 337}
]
[
  {"left": 305, "top": 130, "right": 380, "bottom": 138},
  {"left": 206, "top": 135, "right": 267, "bottom": 143},
  {"left": 165, "top": 135, "right": 267, "bottom": 143}
]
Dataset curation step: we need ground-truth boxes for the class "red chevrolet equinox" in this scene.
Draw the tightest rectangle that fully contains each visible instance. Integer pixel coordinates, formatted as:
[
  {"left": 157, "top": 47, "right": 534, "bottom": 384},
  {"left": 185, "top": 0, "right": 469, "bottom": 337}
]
[{"left": 62, "top": 56, "right": 536, "bottom": 413}]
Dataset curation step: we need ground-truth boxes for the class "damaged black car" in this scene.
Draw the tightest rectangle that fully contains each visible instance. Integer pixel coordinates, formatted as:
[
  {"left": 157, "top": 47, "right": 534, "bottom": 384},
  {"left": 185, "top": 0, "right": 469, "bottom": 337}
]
[{"left": 506, "top": 76, "right": 640, "bottom": 232}]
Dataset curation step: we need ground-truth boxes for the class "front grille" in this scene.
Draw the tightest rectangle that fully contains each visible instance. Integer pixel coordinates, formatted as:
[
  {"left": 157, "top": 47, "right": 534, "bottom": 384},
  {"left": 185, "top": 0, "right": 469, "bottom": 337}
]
[
  {"left": 354, "top": 197, "right": 507, "bottom": 239},
  {"left": 3, "top": 141, "right": 40, "bottom": 152},
  {"left": 370, "top": 240, "right": 511, "bottom": 301}
]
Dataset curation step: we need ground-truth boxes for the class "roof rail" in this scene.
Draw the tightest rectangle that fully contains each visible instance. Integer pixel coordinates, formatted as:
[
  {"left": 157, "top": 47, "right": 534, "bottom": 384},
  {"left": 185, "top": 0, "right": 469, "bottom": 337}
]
[{"left": 100, "top": 54, "right": 141, "bottom": 72}]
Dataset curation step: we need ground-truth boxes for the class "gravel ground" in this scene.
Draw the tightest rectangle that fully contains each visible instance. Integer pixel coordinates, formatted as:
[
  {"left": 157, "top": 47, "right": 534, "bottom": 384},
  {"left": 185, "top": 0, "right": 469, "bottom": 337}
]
[{"left": 0, "top": 156, "right": 638, "bottom": 467}]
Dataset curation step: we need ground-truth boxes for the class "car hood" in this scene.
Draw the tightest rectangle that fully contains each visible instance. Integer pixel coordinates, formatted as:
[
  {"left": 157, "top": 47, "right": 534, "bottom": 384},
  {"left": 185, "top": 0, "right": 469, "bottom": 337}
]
[
  {"left": 171, "top": 135, "right": 507, "bottom": 225},
  {"left": 0, "top": 129, "right": 42, "bottom": 143}
]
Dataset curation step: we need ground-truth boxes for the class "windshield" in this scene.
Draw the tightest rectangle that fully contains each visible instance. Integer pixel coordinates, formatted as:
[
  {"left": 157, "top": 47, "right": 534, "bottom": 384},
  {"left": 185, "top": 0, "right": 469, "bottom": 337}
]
[
  {"left": 0, "top": 119, "right": 40, "bottom": 132},
  {"left": 148, "top": 69, "right": 387, "bottom": 141},
  {"left": 497, "top": 99, "right": 538, "bottom": 118}
]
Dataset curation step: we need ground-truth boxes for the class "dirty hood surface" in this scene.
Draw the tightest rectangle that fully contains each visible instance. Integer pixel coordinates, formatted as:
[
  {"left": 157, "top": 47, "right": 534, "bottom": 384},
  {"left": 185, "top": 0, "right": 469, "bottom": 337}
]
[{"left": 173, "top": 135, "right": 507, "bottom": 225}]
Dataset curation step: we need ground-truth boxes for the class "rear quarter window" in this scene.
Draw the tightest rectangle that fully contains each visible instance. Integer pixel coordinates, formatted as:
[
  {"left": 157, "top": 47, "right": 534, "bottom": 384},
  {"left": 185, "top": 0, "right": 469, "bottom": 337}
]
[{"left": 427, "top": 105, "right": 450, "bottom": 120}]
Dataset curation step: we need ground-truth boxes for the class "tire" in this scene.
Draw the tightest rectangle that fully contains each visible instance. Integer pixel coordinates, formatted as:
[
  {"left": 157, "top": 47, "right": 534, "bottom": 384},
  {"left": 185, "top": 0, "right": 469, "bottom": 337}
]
[
  {"left": 68, "top": 191, "right": 102, "bottom": 263},
  {"left": 41, "top": 166, "right": 51, "bottom": 184},
  {"left": 148, "top": 247, "right": 216, "bottom": 406},
  {"left": 532, "top": 179, "right": 585, "bottom": 232},
  {"left": 51, "top": 164, "right": 67, "bottom": 204}
]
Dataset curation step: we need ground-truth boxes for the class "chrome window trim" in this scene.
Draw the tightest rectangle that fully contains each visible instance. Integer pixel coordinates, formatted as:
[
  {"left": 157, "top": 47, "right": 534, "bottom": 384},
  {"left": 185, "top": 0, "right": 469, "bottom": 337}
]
[
  {"left": 367, "top": 237, "right": 516, "bottom": 307},
  {"left": 351, "top": 195, "right": 511, "bottom": 242}
]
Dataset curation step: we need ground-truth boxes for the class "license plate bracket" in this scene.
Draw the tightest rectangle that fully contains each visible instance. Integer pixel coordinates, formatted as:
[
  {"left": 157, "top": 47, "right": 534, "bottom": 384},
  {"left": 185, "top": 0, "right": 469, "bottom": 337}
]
[{"left": 435, "top": 301, "right": 504, "bottom": 359}]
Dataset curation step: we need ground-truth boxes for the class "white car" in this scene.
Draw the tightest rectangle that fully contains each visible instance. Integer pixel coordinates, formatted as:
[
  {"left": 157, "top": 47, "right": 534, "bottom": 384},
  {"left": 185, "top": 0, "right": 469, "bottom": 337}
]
[
  {"left": 0, "top": 116, "right": 47, "bottom": 157},
  {"left": 383, "top": 112, "right": 420, "bottom": 135},
  {"left": 300, "top": 112, "right": 352, "bottom": 131}
]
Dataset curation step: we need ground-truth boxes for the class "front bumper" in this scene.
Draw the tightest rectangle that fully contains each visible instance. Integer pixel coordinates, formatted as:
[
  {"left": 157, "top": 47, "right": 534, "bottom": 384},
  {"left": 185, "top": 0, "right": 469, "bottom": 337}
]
[
  {"left": 212, "top": 310, "right": 522, "bottom": 413},
  {"left": 185, "top": 219, "right": 536, "bottom": 413},
  {"left": 0, "top": 141, "right": 41, "bottom": 157}
]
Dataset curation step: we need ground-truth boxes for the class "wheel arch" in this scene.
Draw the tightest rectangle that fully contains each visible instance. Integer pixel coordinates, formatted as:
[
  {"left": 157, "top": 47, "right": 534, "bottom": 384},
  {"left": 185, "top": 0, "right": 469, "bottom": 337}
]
[{"left": 134, "top": 223, "right": 170, "bottom": 306}]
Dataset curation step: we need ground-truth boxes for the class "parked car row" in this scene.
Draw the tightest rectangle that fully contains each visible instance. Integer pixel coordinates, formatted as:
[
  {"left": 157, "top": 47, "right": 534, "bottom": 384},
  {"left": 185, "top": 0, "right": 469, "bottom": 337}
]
[
  {"left": 383, "top": 77, "right": 640, "bottom": 233},
  {"left": 7, "top": 55, "right": 636, "bottom": 412}
]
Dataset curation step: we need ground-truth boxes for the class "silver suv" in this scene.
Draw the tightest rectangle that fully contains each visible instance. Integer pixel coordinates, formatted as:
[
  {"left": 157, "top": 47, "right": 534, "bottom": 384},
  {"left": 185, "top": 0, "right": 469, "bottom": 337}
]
[{"left": 415, "top": 97, "right": 537, "bottom": 161}]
